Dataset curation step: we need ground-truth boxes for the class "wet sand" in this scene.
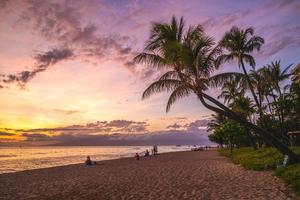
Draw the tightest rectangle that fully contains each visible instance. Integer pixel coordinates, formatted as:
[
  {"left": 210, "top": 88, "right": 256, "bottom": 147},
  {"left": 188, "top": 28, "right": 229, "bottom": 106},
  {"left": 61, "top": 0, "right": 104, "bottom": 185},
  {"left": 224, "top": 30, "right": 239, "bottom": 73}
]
[{"left": 0, "top": 150, "right": 298, "bottom": 200}]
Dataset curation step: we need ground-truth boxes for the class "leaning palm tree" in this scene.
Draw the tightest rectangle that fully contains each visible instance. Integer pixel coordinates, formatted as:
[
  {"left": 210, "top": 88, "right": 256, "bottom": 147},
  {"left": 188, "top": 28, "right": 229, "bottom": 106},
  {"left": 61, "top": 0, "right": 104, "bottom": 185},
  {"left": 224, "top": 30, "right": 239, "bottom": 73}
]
[
  {"left": 134, "top": 16, "right": 298, "bottom": 163},
  {"left": 218, "top": 26, "right": 264, "bottom": 113}
]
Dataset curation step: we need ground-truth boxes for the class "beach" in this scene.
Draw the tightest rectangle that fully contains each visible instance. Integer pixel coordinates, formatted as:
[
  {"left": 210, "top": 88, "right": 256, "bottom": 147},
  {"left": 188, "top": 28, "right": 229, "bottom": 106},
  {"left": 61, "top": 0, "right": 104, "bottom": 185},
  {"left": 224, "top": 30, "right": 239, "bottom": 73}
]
[{"left": 0, "top": 150, "right": 297, "bottom": 200}]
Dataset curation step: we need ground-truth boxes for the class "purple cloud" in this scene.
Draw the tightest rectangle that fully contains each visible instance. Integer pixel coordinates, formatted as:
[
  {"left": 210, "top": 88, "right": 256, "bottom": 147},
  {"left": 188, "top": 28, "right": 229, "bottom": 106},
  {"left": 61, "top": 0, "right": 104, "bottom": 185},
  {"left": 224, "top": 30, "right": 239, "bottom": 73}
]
[
  {"left": 1, "top": 47, "right": 73, "bottom": 88},
  {"left": 166, "top": 123, "right": 182, "bottom": 130},
  {"left": 184, "top": 119, "right": 211, "bottom": 132},
  {"left": 20, "top": 0, "right": 135, "bottom": 67},
  {"left": 22, "top": 133, "right": 52, "bottom": 141},
  {"left": 19, "top": 129, "right": 211, "bottom": 146}
]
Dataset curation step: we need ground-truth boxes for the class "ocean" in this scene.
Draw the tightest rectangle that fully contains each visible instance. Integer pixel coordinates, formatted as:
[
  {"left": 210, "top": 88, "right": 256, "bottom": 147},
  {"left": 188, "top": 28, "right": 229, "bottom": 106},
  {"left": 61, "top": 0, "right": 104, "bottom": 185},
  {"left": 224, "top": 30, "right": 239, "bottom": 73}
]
[{"left": 0, "top": 146, "right": 192, "bottom": 174}]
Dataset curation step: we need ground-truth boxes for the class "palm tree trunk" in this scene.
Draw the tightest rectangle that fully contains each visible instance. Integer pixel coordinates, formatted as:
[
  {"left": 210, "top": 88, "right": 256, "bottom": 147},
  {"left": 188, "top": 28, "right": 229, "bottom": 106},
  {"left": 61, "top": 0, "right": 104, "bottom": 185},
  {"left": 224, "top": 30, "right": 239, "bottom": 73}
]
[
  {"left": 196, "top": 92, "right": 299, "bottom": 163},
  {"left": 266, "top": 96, "right": 274, "bottom": 116},
  {"left": 271, "top": 91, "right": 285, "bottom": 139},
  {"left": 240, "top": 59, "right": 261, "bottom": 109},
  {"left": 239, "top": 59, "right": 271, "bottom": 131}
]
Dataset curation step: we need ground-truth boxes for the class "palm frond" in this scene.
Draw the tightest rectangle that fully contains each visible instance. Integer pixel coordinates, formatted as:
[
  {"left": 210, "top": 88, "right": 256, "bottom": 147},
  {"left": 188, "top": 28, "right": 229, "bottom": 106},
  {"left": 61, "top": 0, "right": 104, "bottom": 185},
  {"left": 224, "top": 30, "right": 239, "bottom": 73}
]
[
  {"left": 142, "top": 79, "right": 183, "bottom": 99},
  {"left": 209, "top": 72, "right": 245, "bottom": 87},
  {"left": 133, "top": 53, "right": 167, "bottom": 68},
  {"left": 166, "top": 85, "right": 192, "bottom": 112}
]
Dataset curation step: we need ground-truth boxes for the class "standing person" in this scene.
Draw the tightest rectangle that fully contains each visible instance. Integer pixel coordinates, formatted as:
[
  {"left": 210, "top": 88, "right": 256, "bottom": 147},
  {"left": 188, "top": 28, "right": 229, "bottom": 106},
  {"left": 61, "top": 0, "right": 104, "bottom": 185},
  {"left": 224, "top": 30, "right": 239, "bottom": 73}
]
[
  {"left": 154, "top": 145, "right": 158, "bottom": 155},
  {"left": 144, "top": 149, "right": 150, "bottom": 157}
]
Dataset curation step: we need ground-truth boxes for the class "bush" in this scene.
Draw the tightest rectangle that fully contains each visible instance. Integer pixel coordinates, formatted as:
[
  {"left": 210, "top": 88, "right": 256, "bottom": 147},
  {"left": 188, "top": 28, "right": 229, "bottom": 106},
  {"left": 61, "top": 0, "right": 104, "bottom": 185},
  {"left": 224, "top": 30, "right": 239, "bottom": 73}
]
[
  {"left": 276, "top": 164, "right": 300, "bottom": 195},
  {"left": 219, "top": 147, "right": 283, "bottom": 170},
  {"left": 219, "top": 147, "right": 300, "bottom": 195}
]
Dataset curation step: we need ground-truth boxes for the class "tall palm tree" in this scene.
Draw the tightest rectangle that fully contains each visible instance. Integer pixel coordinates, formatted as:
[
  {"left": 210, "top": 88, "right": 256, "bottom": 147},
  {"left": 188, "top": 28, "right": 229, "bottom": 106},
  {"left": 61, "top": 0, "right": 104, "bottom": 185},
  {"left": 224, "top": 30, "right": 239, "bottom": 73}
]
[
  {"left": 134, "top": 16, "right": 298, "bottom": 163},
  {"left": 218, "top": 26, "right": 264, "bottom": 113},
  {"left": 249, "top": 68, "right": 268, "bottom": 113},
  {"left": 253, "top": 67, "right": 274, "bottom": 116},
  {"left": 255, "top": 62, "right": 292, "bottom": 137}
]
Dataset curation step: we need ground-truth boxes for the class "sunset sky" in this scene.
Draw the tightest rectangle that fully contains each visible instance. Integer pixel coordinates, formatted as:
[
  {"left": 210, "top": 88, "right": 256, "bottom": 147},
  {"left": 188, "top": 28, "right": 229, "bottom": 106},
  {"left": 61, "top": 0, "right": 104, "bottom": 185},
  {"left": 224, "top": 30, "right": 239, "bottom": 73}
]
[{"left": 0, "top": 0, "right": 300, "bottom": 145}]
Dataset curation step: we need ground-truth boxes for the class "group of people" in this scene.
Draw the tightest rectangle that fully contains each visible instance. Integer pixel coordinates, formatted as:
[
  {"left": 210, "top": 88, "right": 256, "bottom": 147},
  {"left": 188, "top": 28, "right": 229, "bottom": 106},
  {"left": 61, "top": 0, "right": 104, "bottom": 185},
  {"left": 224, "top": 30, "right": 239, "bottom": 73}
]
[
  {"left": 135, "top": 145, "right": 158, "bottom": 160},
  {"left": 85, "top": 145, "right": 159, "bottom": 165}
]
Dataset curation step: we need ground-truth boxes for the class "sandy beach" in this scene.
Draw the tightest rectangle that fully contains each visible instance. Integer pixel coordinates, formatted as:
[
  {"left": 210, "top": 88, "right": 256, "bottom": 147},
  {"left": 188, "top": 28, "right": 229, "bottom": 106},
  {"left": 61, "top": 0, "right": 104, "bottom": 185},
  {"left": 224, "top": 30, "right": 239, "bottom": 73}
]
[{"left": 0, "top": 150, "right": 298, "bottom": 200}]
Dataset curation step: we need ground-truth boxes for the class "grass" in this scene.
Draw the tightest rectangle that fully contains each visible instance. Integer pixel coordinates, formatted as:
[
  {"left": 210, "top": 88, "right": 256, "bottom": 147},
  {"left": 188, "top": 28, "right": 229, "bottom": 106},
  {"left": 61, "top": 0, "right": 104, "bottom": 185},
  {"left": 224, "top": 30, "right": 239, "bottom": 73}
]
[{"left": 219, "top": 147, "right": 300, "bottom": 195}]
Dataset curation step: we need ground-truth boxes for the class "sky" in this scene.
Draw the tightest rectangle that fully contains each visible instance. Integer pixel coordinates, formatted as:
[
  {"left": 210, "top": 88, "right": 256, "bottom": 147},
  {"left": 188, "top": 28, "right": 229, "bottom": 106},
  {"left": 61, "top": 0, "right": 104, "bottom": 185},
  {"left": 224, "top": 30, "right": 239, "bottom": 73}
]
[{"left": 0, "top": 0, "right": 299, "bottom": 145}]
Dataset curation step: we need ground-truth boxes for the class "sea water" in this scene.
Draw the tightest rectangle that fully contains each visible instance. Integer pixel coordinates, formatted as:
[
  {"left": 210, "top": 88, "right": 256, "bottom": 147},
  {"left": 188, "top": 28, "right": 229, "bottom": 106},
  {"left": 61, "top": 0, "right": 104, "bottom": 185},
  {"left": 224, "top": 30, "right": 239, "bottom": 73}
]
[{"left": 0, "top": 146, "right": 191, "bottom": 174}]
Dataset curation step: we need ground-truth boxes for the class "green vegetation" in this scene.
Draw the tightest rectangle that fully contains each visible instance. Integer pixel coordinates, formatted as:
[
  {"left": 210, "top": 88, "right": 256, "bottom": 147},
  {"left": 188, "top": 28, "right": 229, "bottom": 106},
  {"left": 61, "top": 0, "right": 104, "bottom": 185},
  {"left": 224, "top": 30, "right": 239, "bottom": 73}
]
[
  {"left": 135, "top": 16, "right": 300, "bottom": 163},
  {"left": 219, "top": 147, "right": 300, "bottom": 195},
  {"left": 276, "top": 164, "right": 300, "bottom": 195}
]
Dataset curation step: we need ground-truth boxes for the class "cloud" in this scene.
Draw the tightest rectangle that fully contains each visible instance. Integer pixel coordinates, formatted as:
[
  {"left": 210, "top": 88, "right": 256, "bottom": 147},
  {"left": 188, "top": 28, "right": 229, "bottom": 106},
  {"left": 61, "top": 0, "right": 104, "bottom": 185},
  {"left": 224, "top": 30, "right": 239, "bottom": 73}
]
[
  {"left": 22, "top": 133, "right": 52, "bottom": 141},
  {"left": 53, "top": 109, "right": 82, "bottom": 115},
  {"left": 0, "top": 118, "right": 215, "bottom": 146},
  {"left": 184, "top": 119, "right": 211, "bottom": 132},
  {"left": 0, "top": 131, "right": 16, "bottom": 136},
  {"left": 20, "top": 0, "right": 135, "bottom": 67},
  {"left": 166, "top": 123, "right": 182, "bottom": 130},
  {"left": 1, "top": 47, "right": 74, "bottom": 88},
  {"left": 0, "top": 0, "right": 137, "bottom": 88},
  {"left": 14, "top": 119, "right": 149, "bottom": 135},
  {"left": 0, "top": 0, "right": 9, "bottom": 9},
  {"left": 201, "top": 9, "right": 252, "bottom": 33},
  {"left": 23, "top": 129, "right": 212, "bottom": 146},
  {"left": 260, "top": 26, "right": 300, "bottom": 57}
]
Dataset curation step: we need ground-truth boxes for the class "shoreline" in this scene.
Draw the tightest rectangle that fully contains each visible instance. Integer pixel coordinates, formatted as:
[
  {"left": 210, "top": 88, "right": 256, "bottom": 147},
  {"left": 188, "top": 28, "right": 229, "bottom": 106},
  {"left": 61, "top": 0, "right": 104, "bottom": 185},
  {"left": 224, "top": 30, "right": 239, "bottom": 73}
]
[
  {"left": 0, "top": 150, "right": 298, "bottom": 200},
  {"left": 0, "top": 150, "right": 183, "bottom": 175},
  {"left": 0, "top": 145, "right": 196, "bottom": 174}
]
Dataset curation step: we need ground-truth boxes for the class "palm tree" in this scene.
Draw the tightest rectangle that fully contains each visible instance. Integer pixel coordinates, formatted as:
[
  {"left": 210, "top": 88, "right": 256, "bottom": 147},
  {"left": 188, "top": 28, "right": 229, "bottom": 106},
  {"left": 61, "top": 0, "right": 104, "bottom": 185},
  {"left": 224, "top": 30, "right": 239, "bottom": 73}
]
[
  {"left": 252, "top": 67, "right": 274, "bottom": 116},
  {"left": 229, "top": 96, "right": 257, "bottom": 149},
  {"left": 218, "top": 75, "right": 246, "bottom": 105},
  {"left": 207, "top": 113, "right": 226, "bottom": 132},
  {"left": 218, "top": 26, "right": 264, "bottom": 114},
  {"left": 134, "top": 16, "right": 299, "bottom": 163},
  {"left": 267, "top": 61, "right": 292, "bottom": 98},
  {"left": 253, "top": 62, "right": 292, "bottom": 138},
  {"left": 207, "top": 113, "right": 226, "bottom": 147},
  {"left": 229, "top": 96, "right": 255, "bottom": 117}
]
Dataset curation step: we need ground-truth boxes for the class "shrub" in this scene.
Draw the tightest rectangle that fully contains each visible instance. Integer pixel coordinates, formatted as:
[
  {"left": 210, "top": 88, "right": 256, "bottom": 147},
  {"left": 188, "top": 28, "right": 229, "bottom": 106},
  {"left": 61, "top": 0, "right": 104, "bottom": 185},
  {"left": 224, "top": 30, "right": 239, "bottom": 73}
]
[{"left": 219, "top": 147, "right": 300, "bottom": 195}]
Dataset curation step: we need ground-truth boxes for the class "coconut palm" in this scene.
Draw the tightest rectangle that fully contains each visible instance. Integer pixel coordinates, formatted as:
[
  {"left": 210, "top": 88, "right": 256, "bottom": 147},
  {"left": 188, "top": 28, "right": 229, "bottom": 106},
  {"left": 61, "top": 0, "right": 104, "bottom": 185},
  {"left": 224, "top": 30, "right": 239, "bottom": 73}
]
[
  {"left": 207, "top": 113, "right": 226, "bottom": 132},
  {"left": 252, "top": 67, "right": 274, "bottom": 115},
  {"left": 229, "top": 96, "right": 257, "bottom": 149},
  {"left": 229, "top": 96, "right": 255, "bottom": 117},
  {"left": 218, "top": 26, "right": 264, "bottom": 111},
  {"left": 134, "top": 16, "right": 299, "bottom": 163},
  {"left": 218, "top": 75, "right": 246, "bottom": 105},
  {"left": 267, "top": 61, "right": 292, "bottom": 98}
]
